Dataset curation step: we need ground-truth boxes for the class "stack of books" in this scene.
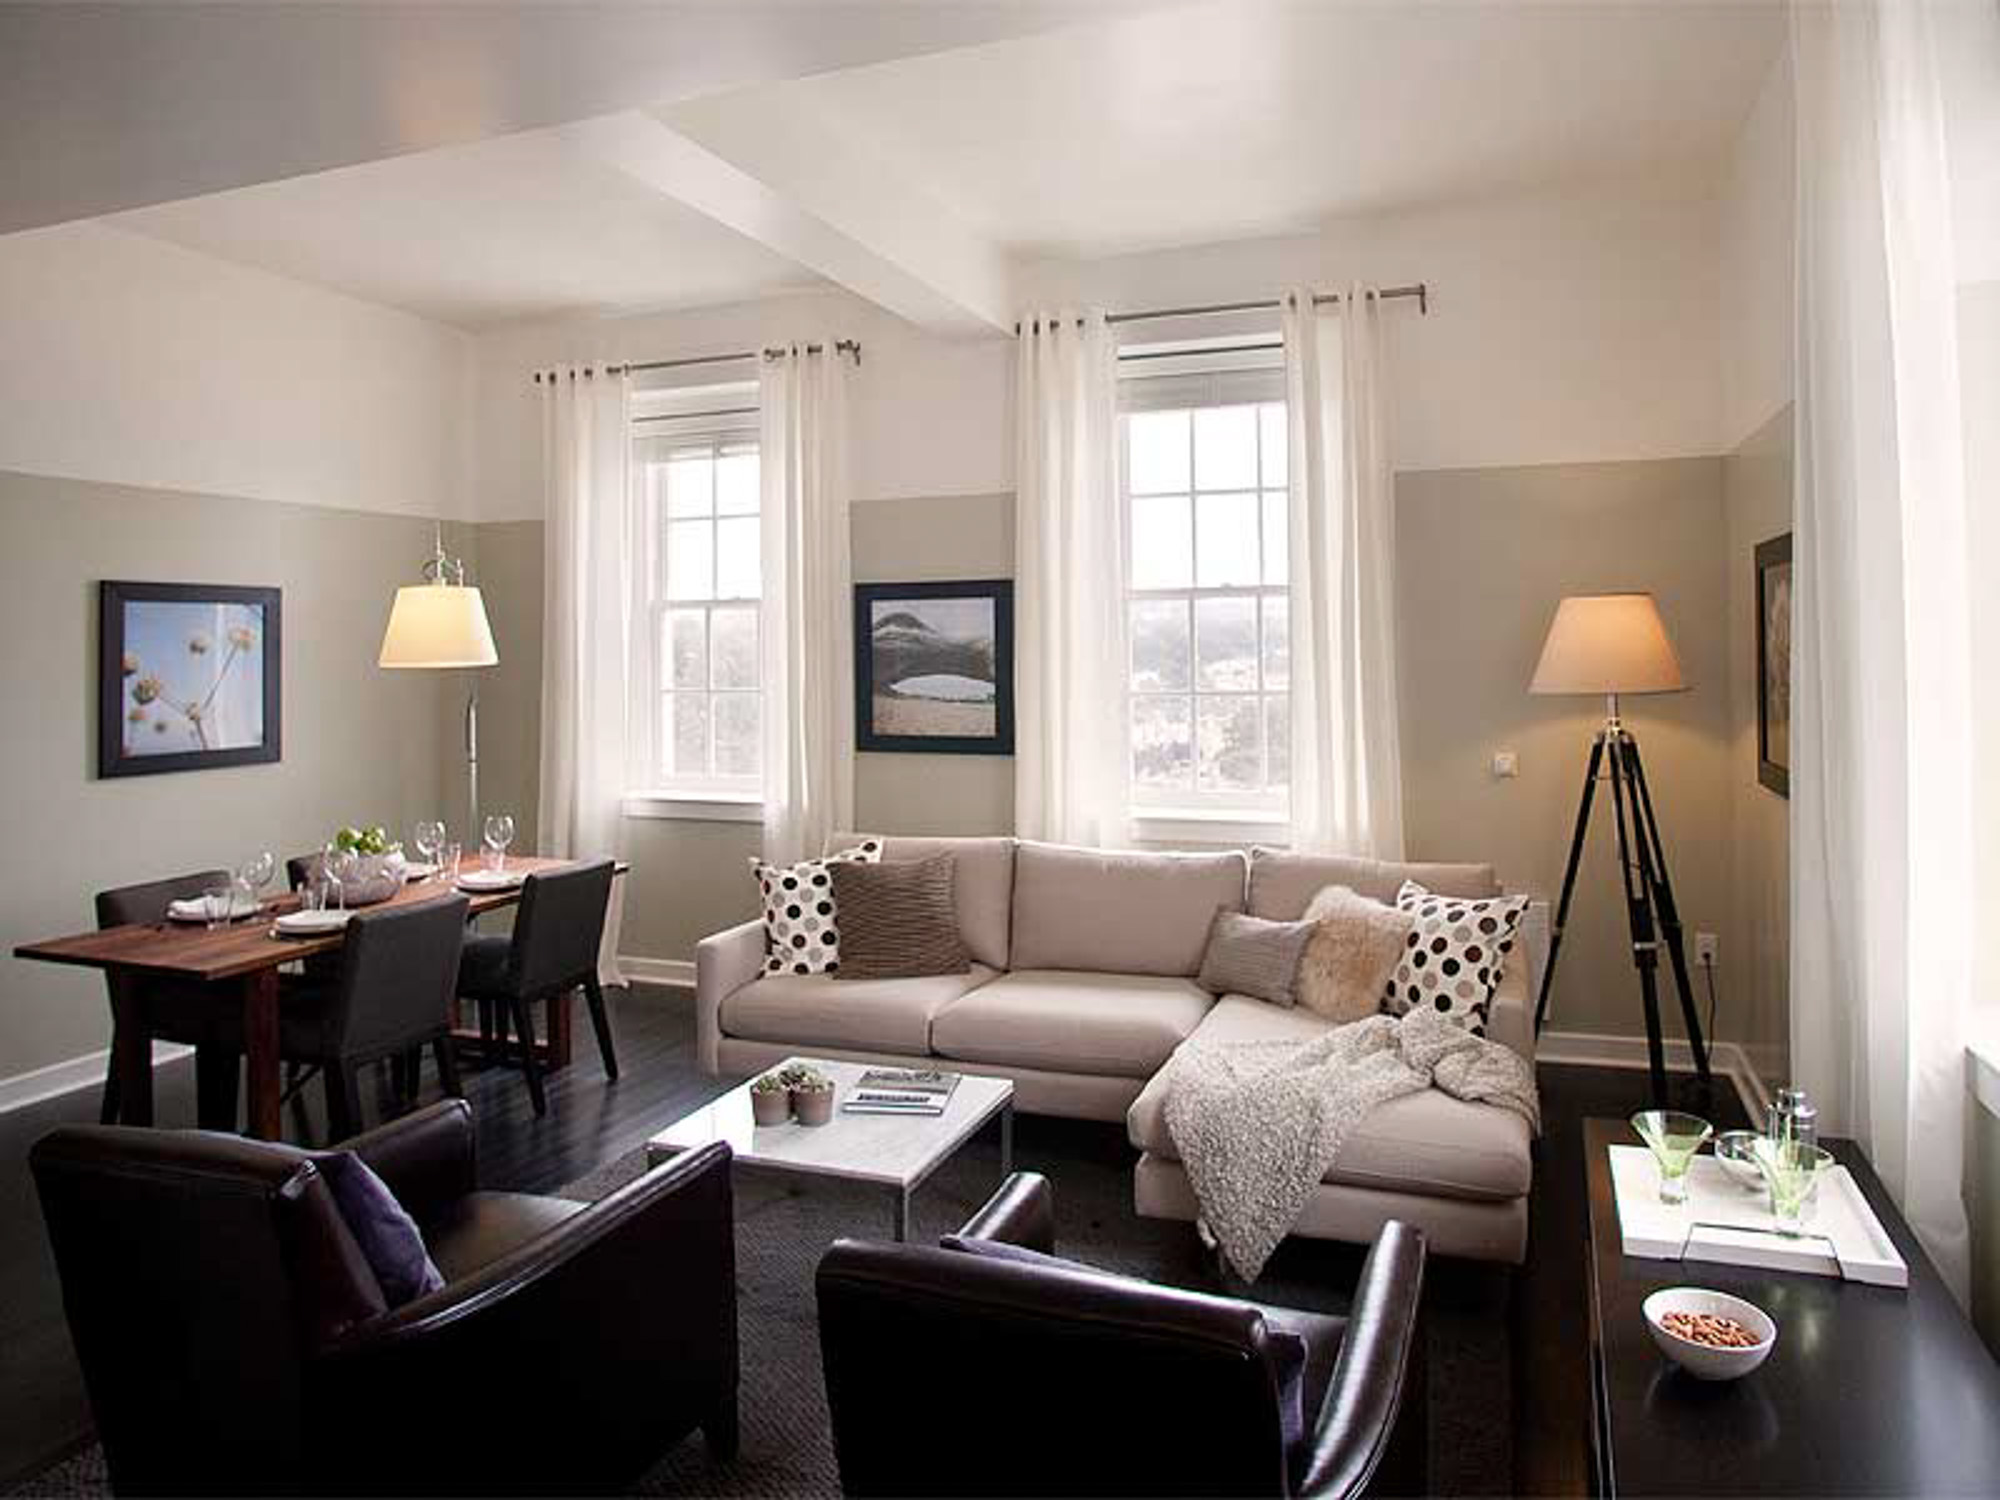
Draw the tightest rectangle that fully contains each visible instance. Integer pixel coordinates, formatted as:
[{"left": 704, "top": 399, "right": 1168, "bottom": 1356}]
[{"left": 840, "top": 1068, "right": 963, "bottom": 1116}]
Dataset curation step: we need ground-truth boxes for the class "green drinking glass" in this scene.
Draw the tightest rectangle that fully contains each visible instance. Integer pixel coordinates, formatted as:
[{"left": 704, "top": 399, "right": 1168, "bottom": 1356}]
[
  {"left": 1753, "top": 1138, "right": 1834, "bottom": 1236},
  {"left": 1631, "top": 1110, "right": 1713, "bottom": 1205}
]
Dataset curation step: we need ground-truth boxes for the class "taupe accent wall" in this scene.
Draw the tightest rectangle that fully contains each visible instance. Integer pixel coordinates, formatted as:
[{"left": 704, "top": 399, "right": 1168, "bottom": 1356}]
[{"left": 0, "top": 471, "right": 455, "bottom": 1078}]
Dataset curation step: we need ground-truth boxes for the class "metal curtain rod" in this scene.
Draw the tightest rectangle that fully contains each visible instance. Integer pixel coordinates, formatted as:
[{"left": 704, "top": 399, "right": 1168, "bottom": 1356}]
[
  {"left": 531, "top": 338, "right": 862, "bottom": 383},
  {"left": 1016, "top": 283, "right": 1428, "bottom": 335}
]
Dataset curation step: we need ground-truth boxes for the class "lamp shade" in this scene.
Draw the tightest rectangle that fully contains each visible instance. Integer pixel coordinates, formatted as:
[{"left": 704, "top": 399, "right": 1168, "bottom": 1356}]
[
  {"left": 1529, "top": 593, "right": 1684, "bottom": 696},
  {"left": 378, "top": 583, "right": 498, "bottom": 669}
]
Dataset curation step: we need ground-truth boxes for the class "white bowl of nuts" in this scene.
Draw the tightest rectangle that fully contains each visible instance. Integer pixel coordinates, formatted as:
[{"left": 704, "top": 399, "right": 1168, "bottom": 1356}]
[{"left": 1642, "top": 1288, "right": 1776, "bottom": 1381}]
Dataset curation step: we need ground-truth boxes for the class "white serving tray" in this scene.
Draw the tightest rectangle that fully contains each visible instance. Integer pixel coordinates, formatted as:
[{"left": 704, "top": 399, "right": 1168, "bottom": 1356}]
[{"left": 1609, "top": 1143, "right": 1908, "bottom": 1289}]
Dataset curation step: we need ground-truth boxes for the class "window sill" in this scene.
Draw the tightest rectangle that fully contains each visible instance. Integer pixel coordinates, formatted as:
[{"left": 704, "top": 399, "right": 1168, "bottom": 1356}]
[
  {"left": 1129, "top": 808, "right": 1288, "bottom": 847},
  {"left": 622, "top": 792, "right": 763, "bottom": 824}
]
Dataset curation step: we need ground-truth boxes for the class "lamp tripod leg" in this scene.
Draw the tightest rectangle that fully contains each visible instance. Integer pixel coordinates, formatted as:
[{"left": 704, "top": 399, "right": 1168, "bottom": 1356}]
[
  {"left": 1535, "top": 733, "right": 1606, "bottom": 1036},
  {"left": 1606, "top": 731, "right": 1671, "bottom": 1104},
  {"left": 1620, "top": 735, "right": 1711, "bottom": 1084}
]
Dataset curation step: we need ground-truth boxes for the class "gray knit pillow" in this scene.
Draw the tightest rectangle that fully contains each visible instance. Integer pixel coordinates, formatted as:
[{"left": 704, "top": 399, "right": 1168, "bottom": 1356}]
[
  {"left": 828, "top": 854, "right": 971, "bottom": 981},
  {"left": 1196, "top": 910, "right": 1315, "bottom": 1006}
]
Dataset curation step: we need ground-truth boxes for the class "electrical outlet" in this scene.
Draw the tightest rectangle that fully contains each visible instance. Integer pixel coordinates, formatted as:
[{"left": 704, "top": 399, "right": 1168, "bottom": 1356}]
[
  {"left": 1694, "top": 931, "right": 1718, "bottom": 966},
  {"left": 1491, "top": 750, "right": 1519, "bottom": 779}
]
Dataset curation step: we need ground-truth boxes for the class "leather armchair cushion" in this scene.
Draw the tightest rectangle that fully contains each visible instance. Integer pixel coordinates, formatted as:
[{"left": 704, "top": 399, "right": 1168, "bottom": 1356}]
[{"left": 422, "top": 1190, "right": 588, "bottom": 1283}]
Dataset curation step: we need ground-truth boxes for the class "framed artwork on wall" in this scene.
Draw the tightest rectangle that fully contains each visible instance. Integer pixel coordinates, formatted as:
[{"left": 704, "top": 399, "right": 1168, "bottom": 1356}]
[
  {"left": 99, "top": 581, "right": 282, "bottom": 778},
  {"left": 1755, "top": 533, "right": 1791, "bottom": 797},
  {"left": 853, "top": 579, "right": 1014, "bottom": 755}
]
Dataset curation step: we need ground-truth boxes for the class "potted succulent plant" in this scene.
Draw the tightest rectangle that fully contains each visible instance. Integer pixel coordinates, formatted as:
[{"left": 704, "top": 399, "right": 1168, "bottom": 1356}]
[
  {"left": 786, "top": 1064, "right": 837, "bottom": 1127},
  {"left": 750, "top": 1071, "right": 793, "bottom": 1126}
]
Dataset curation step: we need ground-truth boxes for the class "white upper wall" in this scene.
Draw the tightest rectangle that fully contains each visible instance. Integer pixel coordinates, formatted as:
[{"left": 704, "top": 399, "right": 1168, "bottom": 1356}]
[
  {"left": 1720, "top": 49, "right": 1796, "bottom": 449},
  {"left": 0, "top": 222, "right": 474, "bottom": 517}
]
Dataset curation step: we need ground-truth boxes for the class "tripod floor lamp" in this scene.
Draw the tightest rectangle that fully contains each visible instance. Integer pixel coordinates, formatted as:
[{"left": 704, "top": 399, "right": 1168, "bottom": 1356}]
[
  {"left": 378, "top": 526, "right": 499, "bottom": 833},
  {"left": 1530, "top": 593, "right": 1710, "bottom": 1105}
]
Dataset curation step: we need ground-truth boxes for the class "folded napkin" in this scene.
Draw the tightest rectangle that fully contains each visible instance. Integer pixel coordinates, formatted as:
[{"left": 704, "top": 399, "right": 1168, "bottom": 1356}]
[{"left": 166, "top": 893, "right": 258, "bottom": 921}]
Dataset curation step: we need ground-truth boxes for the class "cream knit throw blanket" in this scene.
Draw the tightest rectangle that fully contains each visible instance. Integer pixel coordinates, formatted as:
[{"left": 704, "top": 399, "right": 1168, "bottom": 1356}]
[{"left": 1162, "top": 1008, "right": 1542, "bottom": 1280}]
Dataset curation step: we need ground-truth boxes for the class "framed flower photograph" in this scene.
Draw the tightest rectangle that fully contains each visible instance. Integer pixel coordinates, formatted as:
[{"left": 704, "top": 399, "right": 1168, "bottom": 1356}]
[
  {"left": 99, "top": 581, "right": 282, "bottom": 778},
  {"left": 853, "top": 579, "right": 1014, "bottom": 755}
]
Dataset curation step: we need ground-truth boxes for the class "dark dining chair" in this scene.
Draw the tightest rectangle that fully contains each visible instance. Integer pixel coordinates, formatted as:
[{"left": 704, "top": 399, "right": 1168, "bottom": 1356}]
[
  {"left": 95, "top": 870, "right": 240, "bottom": 1131},
  {"left": 457, "top": 859, "right": 618, "bottom": 1117},
  {"left": 279, "top": 894, "right": 470, "bottom": 1142},
  {"left": 818, "top": 1174, "right": 1429, "bottom": 1499},
  {"left": 32, "top": 1100, "right": 740, "bottom": 1496}
]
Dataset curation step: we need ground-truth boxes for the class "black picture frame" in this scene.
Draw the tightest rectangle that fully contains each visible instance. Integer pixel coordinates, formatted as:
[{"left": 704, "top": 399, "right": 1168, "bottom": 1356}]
[
  {"left": 1755, "top": 533, "right": 1791, "bottom": 798},
  {"left": 853, "top": 579, "right": 1014, "bottom": 755},
  {"left": 99, "top": 580, "right": 283, "bottom": 779}
]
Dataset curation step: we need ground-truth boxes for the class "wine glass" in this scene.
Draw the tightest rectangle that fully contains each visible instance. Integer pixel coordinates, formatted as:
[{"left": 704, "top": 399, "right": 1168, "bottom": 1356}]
[
  {"left": 238, "top": 850, "right": 276, "bottom": 911},
  {"left": 483, "top": 814, "right": 516, "bottom": 874},
  {"left": 322, "top": 841, "right": 350, "bottom": 912},
  {"left": 413, "top": 820, "right": 446, "bottom": 879}
]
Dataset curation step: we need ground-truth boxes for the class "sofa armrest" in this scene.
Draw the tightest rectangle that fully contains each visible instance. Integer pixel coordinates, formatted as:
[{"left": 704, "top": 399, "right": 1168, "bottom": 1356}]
[
  {"left": 953, "top": 1172, "right": 1056, "bottom": 1254},
  {"left": 1298, "top": 1219, "right": 1428, "bottom": 1500},
  {"left": 696, "top": 918, "right": 767, "bottom": 1074},
  {"left": 1488, "top": 957, "right": 1534, "bottom": 1063},
  {"left": 344, "top": 1099, "right": 475, "bottom": 1225}
]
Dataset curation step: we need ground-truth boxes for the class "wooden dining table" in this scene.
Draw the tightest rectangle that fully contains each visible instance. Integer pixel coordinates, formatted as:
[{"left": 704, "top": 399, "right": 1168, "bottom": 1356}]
[{"left": 15, "top": 856, "right": 625, "bottom": 1140}]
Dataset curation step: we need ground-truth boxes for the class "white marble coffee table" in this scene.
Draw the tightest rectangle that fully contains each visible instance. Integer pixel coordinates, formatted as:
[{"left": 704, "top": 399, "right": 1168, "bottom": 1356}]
[{"left": 645, "top": 1057, "right": 1015, "bottom": 1240}]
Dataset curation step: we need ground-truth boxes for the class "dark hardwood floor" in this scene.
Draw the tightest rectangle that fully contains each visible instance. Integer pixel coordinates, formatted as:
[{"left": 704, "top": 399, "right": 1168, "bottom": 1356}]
[{"left": 0, "top": 988, "right": 1756, "bottom": 1495}]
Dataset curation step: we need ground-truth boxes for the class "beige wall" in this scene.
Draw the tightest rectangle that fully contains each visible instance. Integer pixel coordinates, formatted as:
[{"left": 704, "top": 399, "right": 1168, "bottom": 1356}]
[
  {"left": 1395, "top": 457, "right": 1733, "bottom": 1043},
  {"left": 0, "top": 471, "right": 454, "bottom": 1078},
  {"left": 1721, "top": 407, "right": 1792, "bottom": 1089}
]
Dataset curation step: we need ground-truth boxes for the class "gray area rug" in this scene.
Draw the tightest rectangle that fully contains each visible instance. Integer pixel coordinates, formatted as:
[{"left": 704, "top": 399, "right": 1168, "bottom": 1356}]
[{"left": 12, "top": 1117, "right": 1513, "bottom": 1497}]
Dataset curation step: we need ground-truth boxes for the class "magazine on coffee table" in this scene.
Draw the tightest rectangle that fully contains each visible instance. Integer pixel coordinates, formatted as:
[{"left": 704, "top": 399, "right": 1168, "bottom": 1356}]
[{"left": 843, "top": 1068, "right": 963, "bottom": 1116}]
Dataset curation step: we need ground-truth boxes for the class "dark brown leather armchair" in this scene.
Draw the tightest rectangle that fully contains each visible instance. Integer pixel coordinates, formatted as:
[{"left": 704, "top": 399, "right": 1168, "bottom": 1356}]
[
  {"left": 817, "top": 1174, "right": 1426, "bottom": 1499},
  {"left": 32, "top": 1100, "right": 738, "bottom": 1495}
]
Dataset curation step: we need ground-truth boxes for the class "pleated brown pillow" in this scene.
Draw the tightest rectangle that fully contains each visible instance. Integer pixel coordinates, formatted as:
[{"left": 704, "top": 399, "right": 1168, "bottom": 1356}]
[{"left": 828, "top": 853, "right": 971, "bottom": 980}]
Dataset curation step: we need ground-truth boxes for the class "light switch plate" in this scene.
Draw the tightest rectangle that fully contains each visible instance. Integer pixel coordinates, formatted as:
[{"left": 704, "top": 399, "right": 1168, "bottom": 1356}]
[{"left": 1491, "top": 750, "right": 1519, "bottom": 779}]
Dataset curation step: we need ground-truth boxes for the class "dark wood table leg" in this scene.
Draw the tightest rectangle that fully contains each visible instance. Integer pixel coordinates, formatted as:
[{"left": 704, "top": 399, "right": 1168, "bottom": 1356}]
[
  {"left": 108, "top": 972, "right": 153, "bottom": 1127},
  {"left": 242, "top": 968, "right": 281, "bottom": 1140}
]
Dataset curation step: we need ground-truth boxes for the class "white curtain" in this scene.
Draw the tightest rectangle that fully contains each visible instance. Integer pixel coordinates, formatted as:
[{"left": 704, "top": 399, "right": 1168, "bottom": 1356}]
[
  {"left": 759, "top": 344, "right": 855, "bottom": 866},
  {"left": 1281, "top": 286, "right": 1405, "bottom": 859},
  {"left": 538, "top": 365, "right": 633, "bottom": 984},
  {"left": 1790, "top": 0, "right": 1975, "bottom": 1299},
  {"left": 1014, "top": 311, "right": 1127, "bottom": 848}
]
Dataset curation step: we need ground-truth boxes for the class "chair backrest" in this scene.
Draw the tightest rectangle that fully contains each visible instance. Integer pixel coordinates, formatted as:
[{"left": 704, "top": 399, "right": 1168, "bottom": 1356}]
[
  {"left": 508, "top": 860, "right": 615, "bottom": 996},
  {"left": 30, "top": 1125, "right": 388, "bottom": 1494},
  {"left": 816, "top": 1239, "right": 1293, "bottom": 1497},
  {"left": 95, "top": 868, "right": 230, "bottom": 929},
  {"left": 286, "top": 852, "right": 316, "bottom": 892},
  {"left": 326, "top": 894, "right": 470, "bottom": 1057}
]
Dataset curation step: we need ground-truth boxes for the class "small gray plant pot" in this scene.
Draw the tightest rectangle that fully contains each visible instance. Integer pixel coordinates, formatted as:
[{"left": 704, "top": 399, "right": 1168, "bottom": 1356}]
[
  {"left": 792, "top": 1086, "right": 836, "bottom": 1127},
  {"left": 751, "top": 1089, "right": 792, "bottom": 1127}
]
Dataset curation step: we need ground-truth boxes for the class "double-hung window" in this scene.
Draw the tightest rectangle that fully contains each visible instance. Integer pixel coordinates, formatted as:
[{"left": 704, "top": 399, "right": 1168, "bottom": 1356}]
[
  {"left": 1121, "top": 347, "right": 1289, "bottom": 821},
  {"left": 631, "top": 376, "right": 762, "bottom": 802}
]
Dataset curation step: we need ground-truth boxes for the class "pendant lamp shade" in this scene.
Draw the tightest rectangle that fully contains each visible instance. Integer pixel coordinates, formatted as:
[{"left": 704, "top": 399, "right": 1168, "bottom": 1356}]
[
  {"left": 378, "top": 582, "right": 498, "bottom": 669},
  {"left": 1529, "top": 593, "right": 1685, "bottom": 696}
]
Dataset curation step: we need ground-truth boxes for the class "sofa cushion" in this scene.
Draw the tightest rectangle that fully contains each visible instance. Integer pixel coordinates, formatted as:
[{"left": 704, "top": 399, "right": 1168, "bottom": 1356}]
[
  {"left": 1011, "top": 842, "right": 1247, "bottom": 977},
  {"left": 830, "top": 854, "right": 971, "bottom": 980},
  {"left": 1126, "top": 996, "right": 1533, "bottom": 1201},
  {"left": 721, "top": 965, "right": 998, "bottom": 1055},
  {"left": 932, "top": 969, "right": 1213, "bottom": 1079},
  {"left": 1247, "top": 847, "right": 1499, "bottom": 919},
  {"left": 829, "top": 832, "right": 1015, "bottom": 970}
]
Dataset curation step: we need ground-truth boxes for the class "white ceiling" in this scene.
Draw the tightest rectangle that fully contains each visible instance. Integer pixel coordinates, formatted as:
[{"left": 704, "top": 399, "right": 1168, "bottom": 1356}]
[
  {"left": 78, "top": 0, "right": 1790, "bottom": 330},
  {"left": 676, "top": 0, "right": 1788, "bottom": 258},
  {"left": 112, "top": 127, "right": 821, "bottom": 330}
]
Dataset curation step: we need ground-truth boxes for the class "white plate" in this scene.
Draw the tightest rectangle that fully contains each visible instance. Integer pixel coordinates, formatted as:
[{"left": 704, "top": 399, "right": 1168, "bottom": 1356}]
[
  {"left": 274, "top": 908, "right": 353, "bottom": 936},
  {"left": 402, "top": 862, "right": 439, "bottom": 881},
  {"left": 457, "top": 869, "right": 525, "bottom": 892}
]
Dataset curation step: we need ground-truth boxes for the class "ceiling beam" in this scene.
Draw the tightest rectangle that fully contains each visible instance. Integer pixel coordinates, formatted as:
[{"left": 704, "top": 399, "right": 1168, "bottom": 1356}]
[
  {"left": 0, "top": 1, "right": 1153, "bottom": 237},
  {"left": 568, "top": 109, "right": 1013, "bottom": 336}
]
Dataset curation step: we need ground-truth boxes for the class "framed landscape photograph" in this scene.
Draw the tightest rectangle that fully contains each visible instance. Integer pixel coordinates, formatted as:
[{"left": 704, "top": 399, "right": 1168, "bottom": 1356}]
[
  {"left": 99, "top": 581, "right": 282, "bottom": 778},
  {"left": 853, "top": 580, "right": 1014, "bottom": 755},
  {"left": 1755, "top": 533, "right": 1791, "bottom": 797}
]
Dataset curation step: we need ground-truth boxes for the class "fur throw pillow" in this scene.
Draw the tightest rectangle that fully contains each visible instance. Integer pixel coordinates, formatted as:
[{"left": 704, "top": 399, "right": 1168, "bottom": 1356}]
[{"left": 1295, "top": 885, "right": 1414, "bottom": 1025}]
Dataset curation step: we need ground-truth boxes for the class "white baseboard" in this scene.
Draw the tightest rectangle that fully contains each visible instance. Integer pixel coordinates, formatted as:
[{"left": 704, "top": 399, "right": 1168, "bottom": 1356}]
[
  {"left": 0, "top": 1042, "right": 195, "bottom": 1117},
  {"left": 1538, "top": 1028, "right": 1771, "bottom": 1119},
  {"left": 619, "top": 955, "right": 695, "bottom": 989}
]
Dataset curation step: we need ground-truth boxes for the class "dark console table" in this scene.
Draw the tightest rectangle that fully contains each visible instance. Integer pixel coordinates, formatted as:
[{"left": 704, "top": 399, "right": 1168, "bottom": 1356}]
[{"left": 1584, "top": 1117, "right": 2000, "bottom": 1496}]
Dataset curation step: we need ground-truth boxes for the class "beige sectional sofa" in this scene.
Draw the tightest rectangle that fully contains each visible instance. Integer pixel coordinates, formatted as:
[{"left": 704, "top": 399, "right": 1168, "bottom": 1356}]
[{"left": 695, "top": 834, "right": 1537, "bottom": 1262}]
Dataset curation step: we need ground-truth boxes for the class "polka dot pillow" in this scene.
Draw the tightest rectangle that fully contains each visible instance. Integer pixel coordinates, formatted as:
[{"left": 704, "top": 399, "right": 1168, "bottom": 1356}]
[
  {"left": 1384, "top": 880, "right": 1528, "bottom": 1036},
  {"left": 751, "top": 840, "right": 884, "bottom": 976}
]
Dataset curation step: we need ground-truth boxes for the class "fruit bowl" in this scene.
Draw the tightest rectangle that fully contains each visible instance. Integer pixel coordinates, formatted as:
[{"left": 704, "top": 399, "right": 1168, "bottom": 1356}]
[{"left": 1643, "top": 1287, "right": 1776, "bottom": 1381}]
